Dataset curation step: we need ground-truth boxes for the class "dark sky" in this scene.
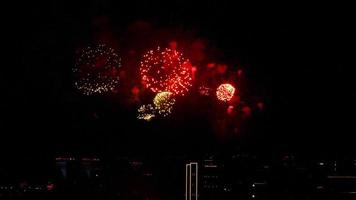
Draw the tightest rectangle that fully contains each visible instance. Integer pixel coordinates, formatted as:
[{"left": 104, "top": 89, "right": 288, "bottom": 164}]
[{"left": 2, "top": 1, "right": 356, "bottom": 158}]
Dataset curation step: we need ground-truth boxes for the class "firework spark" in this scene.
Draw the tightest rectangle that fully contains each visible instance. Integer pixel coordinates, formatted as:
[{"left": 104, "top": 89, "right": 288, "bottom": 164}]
[
  {"left": 73, "top": 44, "right": 121, "bottom": 95},
  {"left": 153, "top": 91, "right": 176, "bottom": 117},
  {"left": 137, "top": 104, "right": 156, "bottom": 121},
  {"left": 140, "top": 47, "right": 193, "bottom": 96},
  {"left": 216, "top": 83, "right": 236, "bottom": 102}
]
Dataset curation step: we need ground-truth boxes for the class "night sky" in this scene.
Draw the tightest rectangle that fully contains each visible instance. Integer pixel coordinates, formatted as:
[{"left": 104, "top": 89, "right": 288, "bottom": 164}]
[{"left": 2, "top": 1, "right": 356, "bottom": 159}]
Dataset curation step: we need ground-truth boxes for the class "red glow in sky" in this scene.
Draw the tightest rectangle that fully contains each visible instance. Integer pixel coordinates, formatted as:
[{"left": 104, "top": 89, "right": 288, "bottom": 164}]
[
  {"left": 257, "top": 102, "right": 264, "bottom": 110},
  {"left": 131, "top": 86, "right": 140, "bottom": 96},
  {"left": 207, "top": 62, "right": 216, "bottom": 68},
  {"left": 217, "top": 64, "right": 228, "bottom": 74},
  {"left": 227, "top": 105, "right": 234, "bottom": 115},
  {"left": 242, "top": 106, "right": 251, "bottom": 116},
  {"left": 192, "top": 66, "right": 197, "bottom": 80},
  {"left": 169, "top": 41, "right": 177, "bottom": 50}
]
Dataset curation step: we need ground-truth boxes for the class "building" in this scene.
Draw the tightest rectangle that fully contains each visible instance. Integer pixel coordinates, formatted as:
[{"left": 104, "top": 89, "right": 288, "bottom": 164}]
[
  {"left": 186, "top": 162, "right": 198, "bottom": 200},
  {"left": 201, "top": 159, "right": 221, "bottom": 199}
]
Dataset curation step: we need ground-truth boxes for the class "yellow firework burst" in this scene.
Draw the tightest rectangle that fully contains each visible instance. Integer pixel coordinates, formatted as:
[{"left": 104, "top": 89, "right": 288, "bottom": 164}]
[
  {"left": 153, "top": 92, "right": 176, "bottom": 117},
  {"left": 137, "top": 104, "right": 156, "bottom": 121}
]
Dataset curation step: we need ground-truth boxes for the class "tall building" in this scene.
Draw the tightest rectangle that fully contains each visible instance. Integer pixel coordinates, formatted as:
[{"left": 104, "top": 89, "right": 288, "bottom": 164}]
[{"left": 186, "top": 162, "right": 198, "bottom": 200}]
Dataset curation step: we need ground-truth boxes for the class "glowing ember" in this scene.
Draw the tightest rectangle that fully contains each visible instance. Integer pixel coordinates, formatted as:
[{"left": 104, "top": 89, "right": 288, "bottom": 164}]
[
  {"left": 73, "top": 44, "right": 121, "bottom": 95},
  {"left": 153, "top": 91, "right": 176, "bottom": 117},
  {"left": 216, "top": 83, "right": 236, "bottom": 102},
  {"left": 140, "top": 47, "right": 193, "bottom": 96}
]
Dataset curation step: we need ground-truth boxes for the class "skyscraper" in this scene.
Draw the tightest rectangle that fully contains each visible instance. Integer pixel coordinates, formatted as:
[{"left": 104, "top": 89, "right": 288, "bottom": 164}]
[{"left": 186, "top": 162, "right": 198, "bottom": 200}]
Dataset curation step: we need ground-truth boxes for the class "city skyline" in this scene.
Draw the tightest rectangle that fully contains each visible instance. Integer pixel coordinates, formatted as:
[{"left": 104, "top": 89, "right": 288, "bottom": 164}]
[{"left": 1, "top": 0, "right": 355, "bottom": 199}]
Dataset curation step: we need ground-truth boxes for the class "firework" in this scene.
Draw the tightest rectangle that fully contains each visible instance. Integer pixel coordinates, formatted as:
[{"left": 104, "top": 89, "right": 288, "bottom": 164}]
[
  {"left": 216, "top": 83, "right": 236, "bottom": 102},
  {"left": 153, "top": 91, "right": 176, "bottom": 117},
  {"left": 198, "top": 85, "right": 211, "bottom": 96},
  {"left": 140, "top": 47, "right": 193, "bottom": 96},
  {"left": 137, "top": 104, "right": 156, "bottom": 121},
  {"left": 73, "top": 44, "right": 121, "bottom": 95}
]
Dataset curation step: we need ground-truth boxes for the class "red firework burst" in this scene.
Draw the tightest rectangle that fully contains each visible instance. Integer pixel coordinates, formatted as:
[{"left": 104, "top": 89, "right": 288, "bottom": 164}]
[
  {"left": 140, "top": 47, "right": 193, "bottom": 96},
  {"left": 216, "top": 83, "right": 236, "bottom": 102}
]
